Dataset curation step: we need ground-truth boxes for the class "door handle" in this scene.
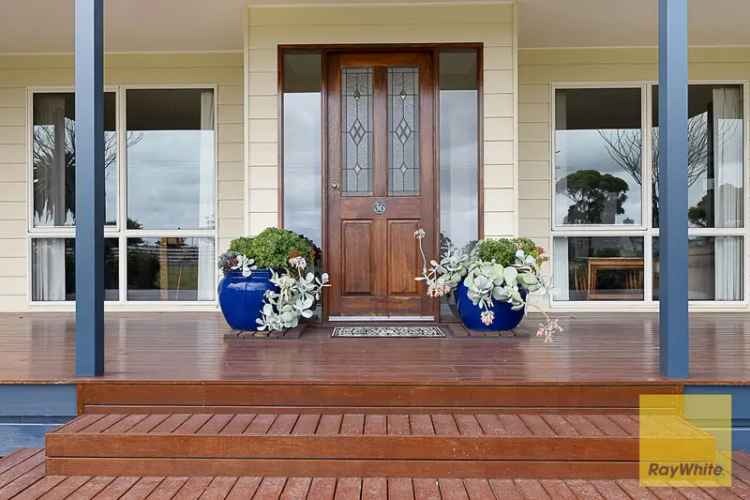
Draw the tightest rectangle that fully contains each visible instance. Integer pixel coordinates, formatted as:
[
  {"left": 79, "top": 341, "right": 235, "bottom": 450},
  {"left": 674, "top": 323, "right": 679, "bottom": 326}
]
[{"left": 329, "top": 182, "right": 340, "bottom": 191}]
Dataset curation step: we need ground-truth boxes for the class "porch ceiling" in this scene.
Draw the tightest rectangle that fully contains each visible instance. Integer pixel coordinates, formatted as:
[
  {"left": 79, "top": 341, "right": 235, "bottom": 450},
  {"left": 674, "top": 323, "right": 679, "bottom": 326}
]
[
  {"left": 1, "top": 0, "right": 749, "bottom": 54},
  {"left": 0, "top": 0, "right": 247, "bottom": 53}
]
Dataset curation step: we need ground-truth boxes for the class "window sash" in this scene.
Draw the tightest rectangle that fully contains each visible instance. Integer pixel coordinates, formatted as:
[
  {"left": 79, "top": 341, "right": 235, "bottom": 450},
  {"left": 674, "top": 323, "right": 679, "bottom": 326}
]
[
  {"left": 28, "top": 85, "right": 219, "bottom": 305},
  {"left": 550, "top": 81, "right": 749, "bottom": 306}
]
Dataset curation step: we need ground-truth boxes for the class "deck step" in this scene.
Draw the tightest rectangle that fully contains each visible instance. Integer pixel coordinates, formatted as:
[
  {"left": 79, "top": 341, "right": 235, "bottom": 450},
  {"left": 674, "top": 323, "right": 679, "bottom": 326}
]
[{"left": 45, "top": 412, "right": 715, "bottom": 478}]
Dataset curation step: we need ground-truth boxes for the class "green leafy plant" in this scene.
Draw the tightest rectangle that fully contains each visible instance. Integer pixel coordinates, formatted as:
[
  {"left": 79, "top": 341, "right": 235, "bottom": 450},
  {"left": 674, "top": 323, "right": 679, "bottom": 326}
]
[
  {"left": 218, "top": 229, "right": 328, "bottom": 333},
  {"left": 415, "top": 230, "right": 561, "bottom": 341},
  {"left": 228, "top": 228, "right": 317, "bottom": 270},
  {"left": 475, "top": 238, "right": 542, "bottom": 267}
]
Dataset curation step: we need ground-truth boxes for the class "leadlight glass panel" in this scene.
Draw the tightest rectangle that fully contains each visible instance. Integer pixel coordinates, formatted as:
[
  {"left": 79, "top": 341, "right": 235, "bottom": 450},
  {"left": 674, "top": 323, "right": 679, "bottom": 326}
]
[
  {"left": 388, "top": 67, "right": 420, "bottom": 194},
  {"left": 342, "top": 68, "right": 374, "bottom": 194}
]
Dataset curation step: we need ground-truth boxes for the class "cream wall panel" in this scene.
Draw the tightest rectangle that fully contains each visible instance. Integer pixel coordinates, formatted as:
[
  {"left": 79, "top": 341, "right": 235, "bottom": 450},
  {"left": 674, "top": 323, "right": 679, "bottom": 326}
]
[
  {"left": 484, "top": 94, "right": 514, "bottom": 118},
  {"left": 518, "top": 161, "right": 550, "bottom": 181},
  {"left": 0, "top": 202, "right": 25, "bottom": 220},
  {"left": 249, "top": 119, "right": 277, "bottom": 143},
  {"left": 484, "top": 212, "right": 515, "bottom": 237},
  {"left": 249, "top": 4, "right": 512, "bottom": 26},
  {"left": 519, "top": 180, "right": 550, "bottom": 201},
  {"left": 0, "top": 127, "right": 25, "bottom": 144},
  {"left": 485, "top": 189, "right": 514, "bottom": 212},
  {"left": 0, "top": 258, "right": 25, "bottom": 277},
  {"left": 0, "top": 183, "right": 24, "bottom": 202},
  {"left": 218, "top": 85, "right": 243, "bottom": 105},
  {"left": 0, "top": 163, "right": 24, "bottom": 183},
  {"left": 484, "top": 141, "right": 513, "bottom": 165},
  {"left": 249, "top": 166, "right": 278, "bottom": 189},
  {"left": 0, "top": 52, "right": 244, "bottom": 309},
  {"left": 217, "top": 162, "right": 244, "bottom": 182},
  {"left": 247, "top": 3, "right": 517, "bottom": 237},
  {"left": 519, "top": 123, "right": 548, "bottom": 142},
  {"left": 0, "top": 238, "right": 25, "bottom": 258},
  {"left": 249, "top": 189, "right": 278, "bottom": 213},
  {"left": 0, "top": 107, "right": 25, "bottom": 127},
  {"left": 0, "top": 88, "right": 26, "bottom": 106},
  {"left": 484, "top": 118, "right": 514, "bottom": 141},
  {"left": 484, "top": 164, "right": 514, "bottom": 189},
  {"left": 248, "top": 96, "right": 277, "bottom": 119}
]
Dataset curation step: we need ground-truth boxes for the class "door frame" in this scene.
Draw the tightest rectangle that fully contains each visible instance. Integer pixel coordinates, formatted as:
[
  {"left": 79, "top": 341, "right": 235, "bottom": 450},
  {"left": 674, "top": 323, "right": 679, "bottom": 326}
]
[{"left": 277, "top": 43, "right": 484, "bottom": 323}]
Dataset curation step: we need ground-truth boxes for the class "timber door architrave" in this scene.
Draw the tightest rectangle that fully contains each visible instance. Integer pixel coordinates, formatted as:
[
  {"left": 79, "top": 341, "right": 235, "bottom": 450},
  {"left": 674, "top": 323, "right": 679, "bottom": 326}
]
[{"left": 323, "top": 49, "right": 438, "bottom": 320}]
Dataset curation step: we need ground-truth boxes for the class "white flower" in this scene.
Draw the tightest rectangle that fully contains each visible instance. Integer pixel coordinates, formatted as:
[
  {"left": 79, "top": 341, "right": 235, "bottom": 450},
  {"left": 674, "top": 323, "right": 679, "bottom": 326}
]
[
  {"left": 414, "top": 228, "right": 426, "bottom": 240},
  {"left": 480, "top": 310, "right": 495, "bottom": 326},
  {"left": 288, "top": 256, "right": 307, "bottom": 271}
]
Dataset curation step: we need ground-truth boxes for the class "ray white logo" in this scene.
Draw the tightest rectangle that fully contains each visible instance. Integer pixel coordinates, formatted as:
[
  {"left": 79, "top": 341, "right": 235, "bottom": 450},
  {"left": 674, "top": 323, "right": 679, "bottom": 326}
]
[{"left": 647, "top": 462, "right": 725, "bottom": 479}]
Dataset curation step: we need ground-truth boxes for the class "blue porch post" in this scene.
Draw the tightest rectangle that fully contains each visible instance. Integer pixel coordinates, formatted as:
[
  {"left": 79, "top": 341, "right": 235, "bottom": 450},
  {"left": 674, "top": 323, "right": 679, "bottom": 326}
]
[
  {"left": 74, "top": 0, "right": 105, "bottom": 376},
  {"left": 658, "top": 0, "right": 689, "bottom": 378}
]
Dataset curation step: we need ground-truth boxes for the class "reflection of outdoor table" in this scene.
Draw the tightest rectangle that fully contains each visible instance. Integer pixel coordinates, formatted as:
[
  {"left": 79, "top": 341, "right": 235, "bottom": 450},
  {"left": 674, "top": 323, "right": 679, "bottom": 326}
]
[{"left": 584, "top": 257, "right": 644, "bottom": 300}]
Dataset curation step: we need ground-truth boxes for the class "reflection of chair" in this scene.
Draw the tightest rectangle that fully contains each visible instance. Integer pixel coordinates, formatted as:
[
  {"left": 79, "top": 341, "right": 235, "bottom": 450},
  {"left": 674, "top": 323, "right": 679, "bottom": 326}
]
[{"left": 585, "top": 257, "right": 644, "bottom": 300}]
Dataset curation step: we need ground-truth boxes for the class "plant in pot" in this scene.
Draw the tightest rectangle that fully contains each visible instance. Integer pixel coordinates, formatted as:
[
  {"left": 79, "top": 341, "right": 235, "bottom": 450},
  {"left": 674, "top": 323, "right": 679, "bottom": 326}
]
[
  {"left": 415, "top": 230, "right": 562, "bottom": 341},
  {"left": 217, "top": 228, "right": 329, "bottom": 333}
]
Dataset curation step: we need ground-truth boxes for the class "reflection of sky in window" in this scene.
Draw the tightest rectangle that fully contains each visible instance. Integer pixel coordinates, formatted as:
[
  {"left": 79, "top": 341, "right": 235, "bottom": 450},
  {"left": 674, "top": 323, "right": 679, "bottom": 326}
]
[
  {"left": 440, "top": 90, "right": 478, "bottom": 251},
  {"left": 127, "top": 130, "right": 215, "bottom": 230},
  {"left": 283, "top": 92, "right": 321, "bottom": 245},
  {"left": 555, "top": 128, "right": 642, "bottom": 225}
]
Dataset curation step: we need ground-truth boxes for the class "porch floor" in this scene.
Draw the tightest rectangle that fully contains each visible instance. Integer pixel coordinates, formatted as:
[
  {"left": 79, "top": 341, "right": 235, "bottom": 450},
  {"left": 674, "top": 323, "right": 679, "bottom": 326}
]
[
  {"left": 0, "top": 311, "right": 748, "bottom": 384},
  {"left": 3, "top": 449, "right": 750, "bottom": 499}
]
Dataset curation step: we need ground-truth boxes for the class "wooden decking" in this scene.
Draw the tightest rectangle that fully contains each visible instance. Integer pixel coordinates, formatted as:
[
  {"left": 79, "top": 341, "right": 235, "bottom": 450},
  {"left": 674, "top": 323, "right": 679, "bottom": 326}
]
[
  {"left": 4, "top": 449, "right": 750, "bottom": 499},
  {"left": 44, "top": 411, "right": 715, "bottom": 479},
  {"left": 1, "top": 311, "right": 749, "bottom": 383}
]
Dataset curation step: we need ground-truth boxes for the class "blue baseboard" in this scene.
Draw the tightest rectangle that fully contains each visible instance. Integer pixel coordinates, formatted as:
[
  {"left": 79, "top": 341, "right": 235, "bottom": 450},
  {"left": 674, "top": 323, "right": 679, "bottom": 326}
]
[
  {"left": 0, "top": 384, "right": 76, "bottom": 417},
  {"left": 684, "top": 385, "right": 750, "bottom": 452}
]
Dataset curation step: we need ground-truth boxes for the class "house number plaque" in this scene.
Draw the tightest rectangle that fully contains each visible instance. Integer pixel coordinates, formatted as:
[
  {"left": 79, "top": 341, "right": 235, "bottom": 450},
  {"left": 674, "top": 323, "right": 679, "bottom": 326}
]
[{"left": 373, "top": 200, "right": 386, "bottom": 215}]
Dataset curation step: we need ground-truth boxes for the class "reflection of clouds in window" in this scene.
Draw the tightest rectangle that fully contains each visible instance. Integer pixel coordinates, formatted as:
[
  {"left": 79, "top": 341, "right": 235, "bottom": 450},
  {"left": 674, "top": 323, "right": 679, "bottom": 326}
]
[
  {"left": 125, "top": 88, "right": 215, "bottom": 231},
  {"left": 283, "top": 92, "right": 321, "bottom": 245},
  {"left": 440, "top": 90, "right": 478, "bottom": 252},
  {"left": 127, "top": 130, "right": 215, "bottom": 229},
  {"left": 555, "top": 129, "right": 642, "bottom": 225}
]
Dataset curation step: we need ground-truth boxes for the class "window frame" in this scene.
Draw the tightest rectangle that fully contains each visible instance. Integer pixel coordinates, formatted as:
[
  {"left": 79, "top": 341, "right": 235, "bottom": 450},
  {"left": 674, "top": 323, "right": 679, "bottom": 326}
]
[
  {"left": 26, "top": 84, "right": 220, "bottom": 307},
  {"left": 549, "top": 80, "right": 750, "bottom": 310}
]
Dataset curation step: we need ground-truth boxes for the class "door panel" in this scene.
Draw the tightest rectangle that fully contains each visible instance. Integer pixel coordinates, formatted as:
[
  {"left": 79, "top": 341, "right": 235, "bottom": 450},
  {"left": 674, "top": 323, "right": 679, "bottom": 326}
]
[
  {"left": 327, "top": 51, "right": 436, "bottom": 318},
  {"left": 342, "top": 221, "right": 374, "bottom": 295},
  {"left": 387, "top": 220, "right": 421, "bottom": 296}
]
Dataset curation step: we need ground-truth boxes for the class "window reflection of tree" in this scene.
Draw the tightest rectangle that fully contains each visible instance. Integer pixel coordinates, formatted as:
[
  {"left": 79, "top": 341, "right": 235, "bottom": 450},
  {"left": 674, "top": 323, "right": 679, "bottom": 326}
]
[
  {"left": 558, "top": 169, "right": 630, "bottom": 224},
  {"left": 32, "top": 117, "right": 142, "bottom": 225},
  {"left": 597, "top": 110, "right": 741, "bottom": 226}
]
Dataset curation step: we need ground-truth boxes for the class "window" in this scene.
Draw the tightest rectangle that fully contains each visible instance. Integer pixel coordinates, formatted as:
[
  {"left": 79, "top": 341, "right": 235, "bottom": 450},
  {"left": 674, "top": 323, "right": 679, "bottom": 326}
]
[
  {"left": 439, "top": 49, "right": 479, "bottom": 254},
  {"left": 651, "top": 84, "right": 745, "bottom": 301},
  {"left": 32, "top": 92, "right": 117, "bottom": 226},
  {"left": 282, "top": 51, "right": 322, "bottom": 246},
  {"left": 555, "top": 88, "right": 642, "bottom": 226},
  {"left": 30, "top": 88, "right": 217, "bottom": 304},
  {"left": 552, "top": 84, "right": 745, "bottom": 303}
]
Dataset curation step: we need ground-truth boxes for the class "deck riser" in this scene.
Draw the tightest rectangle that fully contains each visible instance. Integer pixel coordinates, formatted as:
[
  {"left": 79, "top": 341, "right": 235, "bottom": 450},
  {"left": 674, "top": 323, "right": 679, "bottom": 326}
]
[
  {"left": 45, "top": 458, "right": 640, "bottom": 479},
  {"left": 77, "top": 383, "right": 682, "bottom": 414},
  {"left": 46, "top": 435, "right": 645, "bottom": 461}
]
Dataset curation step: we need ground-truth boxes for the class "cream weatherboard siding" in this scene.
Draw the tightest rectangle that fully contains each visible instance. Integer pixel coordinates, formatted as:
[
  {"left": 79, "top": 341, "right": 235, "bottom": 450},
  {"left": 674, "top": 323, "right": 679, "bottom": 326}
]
[
  {"left": 246, "top": 2, "right": 518, "bottom": 238},
  {"left": 0, "top": 52, "right": 243, "bottom": 311},
  {"left": 518, "top": 46, "right": 750, "bottom": 255}
]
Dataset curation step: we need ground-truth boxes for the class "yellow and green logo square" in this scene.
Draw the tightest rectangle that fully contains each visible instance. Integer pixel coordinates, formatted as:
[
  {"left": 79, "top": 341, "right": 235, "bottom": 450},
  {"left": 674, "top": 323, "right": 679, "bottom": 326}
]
[{"left": 640, "top": 394, "right": 732, "bottom": 487}]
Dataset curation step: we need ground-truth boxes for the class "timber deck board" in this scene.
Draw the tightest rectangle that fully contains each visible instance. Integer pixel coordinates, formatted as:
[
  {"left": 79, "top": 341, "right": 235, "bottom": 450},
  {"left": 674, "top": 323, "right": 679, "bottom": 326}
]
[
  {"left": 52, "top": 412, "right": 644, "bottom": 438},
  {"left": 43, "top": 412, "right": 716, "bottom": 478},
  {"left": 1, "top": 311, "right": 750, "bottom": 384},
  {"left": 4, "top": 449, "right": 750, "bottom": 499}
]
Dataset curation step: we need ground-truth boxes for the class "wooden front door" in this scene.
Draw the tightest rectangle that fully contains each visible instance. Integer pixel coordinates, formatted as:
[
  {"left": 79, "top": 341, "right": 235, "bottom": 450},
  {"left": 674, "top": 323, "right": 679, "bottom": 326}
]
[{"left": 326, "top": 51, "right": 436, "bottom": 319}]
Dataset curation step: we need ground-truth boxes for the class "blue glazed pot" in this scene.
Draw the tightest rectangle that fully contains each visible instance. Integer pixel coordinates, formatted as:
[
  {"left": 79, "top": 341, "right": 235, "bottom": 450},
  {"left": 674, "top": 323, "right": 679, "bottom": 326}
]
[
  {"left": 218, "top": 269, "right": 277, "bottom": 331},
  {"left": 455, "top": 281, "right": 527, "bottom": 332}
]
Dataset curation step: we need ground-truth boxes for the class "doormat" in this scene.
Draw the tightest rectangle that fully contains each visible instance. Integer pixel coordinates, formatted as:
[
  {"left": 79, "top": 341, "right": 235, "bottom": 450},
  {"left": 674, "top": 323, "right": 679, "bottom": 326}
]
[{"left": 331, "top": 326, "right": 446, "bottom": 338}]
